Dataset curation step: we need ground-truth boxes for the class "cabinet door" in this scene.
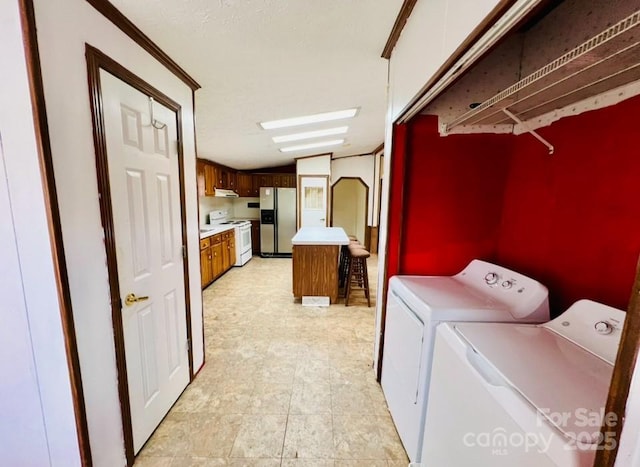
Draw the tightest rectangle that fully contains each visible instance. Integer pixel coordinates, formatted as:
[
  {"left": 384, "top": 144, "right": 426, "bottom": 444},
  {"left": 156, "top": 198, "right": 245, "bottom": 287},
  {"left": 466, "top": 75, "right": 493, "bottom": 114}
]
[
  {"left": 196, "top": 161, "right": 206, "bottom": 196},
  {"left": 228, "top": 171, "right": 237, "bottom": 191},
  {"left": 259, "top": 174, "right": 273, "bottom": 188},
  {"left": 237, "top": 173, "right": 251, "bottom": 196},
  {"left": 251, "top": 175, "right": 261, "bottom": 196},
  {"left": 221, "top": 237, "right": 230, "bottom": 271},
  {"left": 204, "top": 163, "right": 216, "bottom": 195},
  {"left": 285, "top": 174, "right": 297, "bottom": 188},
  {"left": 251, "top": 220, "right": 260, "bottom": 253},
  {"left": 200, "top": 247, "right": 212, "bottom": 287},
  {"left": 228, "top": 232, "right": 236, "bottom": 267},
  {"left": 273, "top": 174, "right": 282, "bottom": 187},
  {"left": 212, "top": 242, "right": 223, "bottom": 278},
  {"left": 215, "top": 164, "right": 224, "bottom": 188}
]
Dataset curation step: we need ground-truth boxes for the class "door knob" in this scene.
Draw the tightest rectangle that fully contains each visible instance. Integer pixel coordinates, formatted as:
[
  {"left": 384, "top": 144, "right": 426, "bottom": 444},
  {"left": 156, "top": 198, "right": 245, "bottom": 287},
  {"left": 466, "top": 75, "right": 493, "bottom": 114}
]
[{"left": 124, "top": 293, "right": 149, "bottom": 306}]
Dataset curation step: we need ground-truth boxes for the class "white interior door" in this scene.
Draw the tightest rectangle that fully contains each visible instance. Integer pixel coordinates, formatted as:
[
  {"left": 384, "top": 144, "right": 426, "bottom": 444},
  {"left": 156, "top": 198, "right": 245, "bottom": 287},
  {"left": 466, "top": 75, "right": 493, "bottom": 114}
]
[
  {"left": 299, "top": 176, "right": 328, "bottom": 228},
  {"left": 101, "top": 70, "right": 189, "bottom": 453}
]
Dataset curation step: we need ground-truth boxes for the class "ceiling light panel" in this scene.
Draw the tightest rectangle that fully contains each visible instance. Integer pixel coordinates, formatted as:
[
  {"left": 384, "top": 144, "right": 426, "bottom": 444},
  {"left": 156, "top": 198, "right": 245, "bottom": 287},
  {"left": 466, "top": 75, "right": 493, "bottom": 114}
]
[
  {"left": 279, "top": 139, "right": 345, "bottom": 153},
  {"left": 272, "top": 126, "right": 348, "bottom": 143},
  {"left": 260, "top": 108, "right": 358, "bottom": 130}
]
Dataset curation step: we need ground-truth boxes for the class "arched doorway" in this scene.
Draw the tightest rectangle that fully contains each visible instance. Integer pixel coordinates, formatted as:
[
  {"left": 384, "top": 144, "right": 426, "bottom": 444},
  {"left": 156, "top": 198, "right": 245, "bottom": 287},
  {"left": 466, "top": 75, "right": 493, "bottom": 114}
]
[{"left": 331, "top": 177, "right": 369, "bottom": 248}]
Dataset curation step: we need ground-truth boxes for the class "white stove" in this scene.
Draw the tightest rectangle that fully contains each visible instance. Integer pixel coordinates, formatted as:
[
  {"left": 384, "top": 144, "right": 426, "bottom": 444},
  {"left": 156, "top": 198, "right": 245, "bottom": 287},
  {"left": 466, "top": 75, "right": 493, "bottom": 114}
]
[{"left": 205, "top": 210, "right": 252, "bottom": 266}]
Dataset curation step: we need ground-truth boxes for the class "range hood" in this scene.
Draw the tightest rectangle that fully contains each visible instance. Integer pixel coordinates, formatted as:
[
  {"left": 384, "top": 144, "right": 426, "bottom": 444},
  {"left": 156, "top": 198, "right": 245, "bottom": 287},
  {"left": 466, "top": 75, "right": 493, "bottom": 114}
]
[
  {"left": 214, "top": 189, "right": 239, "bottom": 198},
  {"left": 446, "top": 9, "right": 640, "bottom": 132}
]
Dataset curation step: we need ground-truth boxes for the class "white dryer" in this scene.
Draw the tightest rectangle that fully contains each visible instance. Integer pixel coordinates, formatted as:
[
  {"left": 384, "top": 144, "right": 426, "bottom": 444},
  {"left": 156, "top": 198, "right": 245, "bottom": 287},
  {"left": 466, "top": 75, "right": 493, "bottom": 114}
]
[
  {"left": 422, "top": 299, "right": 625, "bottom": 466},
  {"left": 381, "top": 259, "right": 550, "bottom": 463}
]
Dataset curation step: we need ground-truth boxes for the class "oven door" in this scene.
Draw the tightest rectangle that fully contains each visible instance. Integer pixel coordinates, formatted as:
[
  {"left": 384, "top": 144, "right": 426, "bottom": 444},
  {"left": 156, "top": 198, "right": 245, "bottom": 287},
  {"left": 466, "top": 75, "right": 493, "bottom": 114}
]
[{"left": 240, "top": 224, "right": 252, "bottom": 254}]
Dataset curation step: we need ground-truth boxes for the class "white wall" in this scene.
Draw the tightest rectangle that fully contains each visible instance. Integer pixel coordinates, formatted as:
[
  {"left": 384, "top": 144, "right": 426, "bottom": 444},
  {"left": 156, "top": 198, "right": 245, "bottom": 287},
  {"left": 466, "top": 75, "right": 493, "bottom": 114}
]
[
  {"left": 372, "top": 148, "right": 383, "bottom": 227},
  {"left": 373, "top": 68, "right": 395, "bottom": 371},
  {"left": 389, "top": 0, "right": 502, "bottom": 120},
  {"left": 233, "top": 197, "right": 260, "bottom": 219},
  {"left": 616, "top": 354, "right": 640, "bottom": 467},
  {"left": 32, "top": 0, "right": 202, "bottom": 465},
  {"left": 199, "top": 196, "right": 234, "bottom": 224},
  {"left": 332, "top": 179, "right": 367, "bottom": 242},
  {"left": 296, "top": 154, "right": 331, "bottom": 175},
  {"left": 331, "top": 155, "right": 375, "bottom": 225},
  {"left": 0, "top": 0, "right": 81, "bottom": 464}
]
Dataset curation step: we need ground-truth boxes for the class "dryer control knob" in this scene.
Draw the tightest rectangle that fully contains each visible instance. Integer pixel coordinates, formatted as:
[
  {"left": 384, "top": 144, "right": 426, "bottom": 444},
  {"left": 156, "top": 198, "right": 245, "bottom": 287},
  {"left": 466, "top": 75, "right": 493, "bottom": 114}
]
[
  {"left": 501, "top": 280, "right": 513, "bottom": 289},
  {"left": 485, "top": 272, "right": 499, "bottom": 285},
  {"left": 595, "top": 321, "right": 613, "bottom": 335}
]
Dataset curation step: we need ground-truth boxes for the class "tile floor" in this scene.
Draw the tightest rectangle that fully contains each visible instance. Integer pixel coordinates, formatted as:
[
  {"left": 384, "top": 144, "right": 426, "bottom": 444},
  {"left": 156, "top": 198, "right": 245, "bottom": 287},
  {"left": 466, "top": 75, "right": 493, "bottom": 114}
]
[{"left": 135, "top": 255, "right": 408, "bottom": 467}]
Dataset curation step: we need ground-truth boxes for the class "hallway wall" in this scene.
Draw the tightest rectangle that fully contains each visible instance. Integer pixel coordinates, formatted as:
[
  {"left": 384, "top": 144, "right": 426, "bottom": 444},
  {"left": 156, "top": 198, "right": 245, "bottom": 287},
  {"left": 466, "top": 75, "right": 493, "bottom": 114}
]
[
  {"left": 32, "top": 0, "right": 202, "bottom": 464},
  {"left": 0, "top": 0, "right": 80, "bottom": 463}
]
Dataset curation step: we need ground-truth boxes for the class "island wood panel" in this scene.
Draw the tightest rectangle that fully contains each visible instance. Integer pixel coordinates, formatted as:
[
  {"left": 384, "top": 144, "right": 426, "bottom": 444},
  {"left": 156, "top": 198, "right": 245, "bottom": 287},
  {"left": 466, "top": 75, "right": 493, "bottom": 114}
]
[{"left": 292, "top": 245, "right": 340, "bottom": 303}]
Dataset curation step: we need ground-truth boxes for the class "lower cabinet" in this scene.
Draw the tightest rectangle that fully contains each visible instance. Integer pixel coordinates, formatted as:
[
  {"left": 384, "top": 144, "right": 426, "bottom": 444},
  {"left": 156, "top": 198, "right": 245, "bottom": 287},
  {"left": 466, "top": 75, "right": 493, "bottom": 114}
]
[
  {"left": 201, "top": 230, "right": 236, "bottom": 289},
  {"left": 251, "top": 220, "right": 260, "bottom": 254},
  {"left": 200, "top": 238, "right": 213, "bottom": 288}
]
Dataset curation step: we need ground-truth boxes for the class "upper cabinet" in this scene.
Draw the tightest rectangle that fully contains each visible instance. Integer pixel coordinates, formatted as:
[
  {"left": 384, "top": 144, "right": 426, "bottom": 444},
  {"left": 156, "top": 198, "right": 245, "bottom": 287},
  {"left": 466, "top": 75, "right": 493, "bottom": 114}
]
[
  {"left": 236, "top": 173, "right": 253, "bottom": 197},
  {"left": 197, "top": 158, "right": 296, "bottom": 197},
  {"left": 204, "top": 163, "right": 216, "bottom": 195}
]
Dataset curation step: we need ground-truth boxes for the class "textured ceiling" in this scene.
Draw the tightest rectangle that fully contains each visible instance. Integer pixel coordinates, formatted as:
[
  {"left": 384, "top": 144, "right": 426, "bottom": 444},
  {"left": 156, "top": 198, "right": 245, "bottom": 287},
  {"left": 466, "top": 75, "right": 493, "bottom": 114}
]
[{"left": 109, "top": 0, "right": 403, "bottom": 170}]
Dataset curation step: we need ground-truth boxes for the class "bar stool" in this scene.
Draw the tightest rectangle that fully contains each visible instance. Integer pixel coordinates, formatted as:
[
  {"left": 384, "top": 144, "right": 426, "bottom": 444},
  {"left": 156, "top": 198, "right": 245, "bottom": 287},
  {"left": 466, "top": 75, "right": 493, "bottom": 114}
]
[{"left": 345, "top": 245, "right": 371, "bottom": 307}]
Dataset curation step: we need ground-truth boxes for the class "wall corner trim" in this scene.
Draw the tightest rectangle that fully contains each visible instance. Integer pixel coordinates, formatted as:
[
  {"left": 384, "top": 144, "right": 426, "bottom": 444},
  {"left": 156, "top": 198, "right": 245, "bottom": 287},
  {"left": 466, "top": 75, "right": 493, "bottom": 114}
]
[
  {"left": 18, "top": 0, "right": 93, "bottom": 464},
  {"left": 85, "top": 0, "right": 201, "bottom": 91},
  {"left": 381, "top": 0, "right": 418, "bottom": 59}
]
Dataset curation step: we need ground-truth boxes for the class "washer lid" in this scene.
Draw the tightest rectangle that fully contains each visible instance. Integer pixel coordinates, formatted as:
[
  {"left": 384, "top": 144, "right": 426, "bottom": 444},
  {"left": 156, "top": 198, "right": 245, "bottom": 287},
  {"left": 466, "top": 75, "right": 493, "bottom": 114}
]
[
  {"left": 390, "top": 276, "right": 520, "bottom": 321},
  {"left": 453, "top": 322, "right": 614, "bottom": 443}
]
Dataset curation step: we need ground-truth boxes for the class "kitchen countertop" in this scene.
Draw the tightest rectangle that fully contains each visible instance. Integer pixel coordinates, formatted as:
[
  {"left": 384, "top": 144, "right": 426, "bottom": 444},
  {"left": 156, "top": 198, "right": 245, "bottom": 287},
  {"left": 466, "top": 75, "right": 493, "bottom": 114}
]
[
  {"left": 291, "top": 227, "right": 349, "bottom": 246},
  {"left": 199, "top": 224, "right": 235, "bottom": 239}
]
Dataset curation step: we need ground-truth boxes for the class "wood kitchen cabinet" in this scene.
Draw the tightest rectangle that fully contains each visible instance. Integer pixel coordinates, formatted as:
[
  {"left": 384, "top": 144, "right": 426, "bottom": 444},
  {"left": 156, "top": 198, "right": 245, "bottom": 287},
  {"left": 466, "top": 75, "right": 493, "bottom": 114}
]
[
  {"left": 236, "top": 173, "right": 253, "bottom": 197},
  {"left": 204, "top": 163, "right": 216, "bottom": 196},
  {"left": 258, "top": 174, "right": 273, "bottom": 188},
  {"left": 198, "top": 157, "right": 296, "bottom": 198},
  {"left": 215, "top": 165, "right": 236, "bottom": 190},
  {"left": 251, "top": 220, "right": 260, "bottom": 254},
  {"left": 196, "top": 160, "right": 206, "bottom": 197},
  {"left": 200, "top": 238, "right": 213, "bottom": 287},
  {"left": 221, "top": 231, "right": 232, "bottom": 271},
  {"left": 281, "top": 174, "right": 296, "bottom": 187},
  {"left": 211, "top": 241, "right": 223, "bottom": 280},
  {"left": 251, "top": 175, "right": 261, "bottom": 196},
  {"left": 201, "top": 230, "right": 236, "bottom": 288}
]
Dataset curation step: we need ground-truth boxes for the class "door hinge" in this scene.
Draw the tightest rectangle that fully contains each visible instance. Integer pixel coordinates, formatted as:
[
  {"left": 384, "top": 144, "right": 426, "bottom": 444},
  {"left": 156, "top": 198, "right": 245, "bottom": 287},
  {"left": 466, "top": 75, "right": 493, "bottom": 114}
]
[
  {"left": 182, "top": 245, "right": 187, "bottom": 258},
  {"left": 186, "top": 338, "right": 191, "bottom": 352}
]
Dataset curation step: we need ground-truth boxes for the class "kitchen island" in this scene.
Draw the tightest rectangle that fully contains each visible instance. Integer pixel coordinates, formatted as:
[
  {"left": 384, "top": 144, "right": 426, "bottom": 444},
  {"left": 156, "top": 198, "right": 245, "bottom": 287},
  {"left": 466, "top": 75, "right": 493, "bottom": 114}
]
[{"left": 291, "top": 227, "right": 350, "bottom": 303}]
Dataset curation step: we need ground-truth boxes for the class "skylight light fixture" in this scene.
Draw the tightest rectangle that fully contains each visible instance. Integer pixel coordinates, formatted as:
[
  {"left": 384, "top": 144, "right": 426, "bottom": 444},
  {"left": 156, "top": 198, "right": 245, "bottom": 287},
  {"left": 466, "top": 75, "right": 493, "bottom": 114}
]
[
  {"left": 279, "top": 139, "right": 344, "bottom": 153},
  {"left": 260, "top": 108, "right": 358, "bottom": 130},
  {"left": 272, "top": 126, "right": 348, "bottom": 143}
]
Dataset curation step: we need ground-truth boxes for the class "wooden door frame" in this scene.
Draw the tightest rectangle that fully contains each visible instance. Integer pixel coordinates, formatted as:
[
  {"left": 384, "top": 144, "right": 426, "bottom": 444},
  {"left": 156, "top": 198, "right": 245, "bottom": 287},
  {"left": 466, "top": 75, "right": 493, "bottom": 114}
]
[
  {"left": 595, "top": 256, "right": 640, "bottom": 466},
  {"left": 297, "top": 174, "right": 329, "bottom": 230},
  {"left": 330, "top": 176, "right": 370, "bottom": 248},
  {"left": 17, "top": 0, "right": 92, "bottom": 464},
  {"left": 85, "top": 44, "right": 193, "bottom": 466}
]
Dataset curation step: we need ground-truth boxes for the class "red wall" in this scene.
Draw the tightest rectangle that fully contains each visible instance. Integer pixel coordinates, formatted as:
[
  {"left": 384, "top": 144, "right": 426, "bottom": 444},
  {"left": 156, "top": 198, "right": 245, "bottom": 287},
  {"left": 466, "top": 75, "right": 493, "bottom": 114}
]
[
  {"left": 392, "top": 96, "right": 640, "bottom": 314},
  {"left": 397, "top": 115, "right": 514, "bottom": 275},
  {"left": 385, "top": 123, "right": 408, "bottom": 279},
  {"left": 496, "top": 96, "right": 640, "bottom": 312}
]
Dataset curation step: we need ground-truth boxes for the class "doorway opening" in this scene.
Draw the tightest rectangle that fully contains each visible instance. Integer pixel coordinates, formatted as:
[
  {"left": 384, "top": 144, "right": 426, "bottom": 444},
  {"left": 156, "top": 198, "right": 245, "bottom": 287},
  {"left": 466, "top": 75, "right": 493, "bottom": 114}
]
[{"left": 331, "top": 177, "right": 369, "bottom": 248}]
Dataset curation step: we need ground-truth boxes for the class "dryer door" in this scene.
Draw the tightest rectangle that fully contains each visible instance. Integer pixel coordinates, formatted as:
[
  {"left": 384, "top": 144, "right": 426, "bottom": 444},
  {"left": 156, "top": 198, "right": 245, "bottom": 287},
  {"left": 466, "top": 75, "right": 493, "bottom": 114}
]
[{"left": 381, "top": 289, "right": 428, "bottom": 462}]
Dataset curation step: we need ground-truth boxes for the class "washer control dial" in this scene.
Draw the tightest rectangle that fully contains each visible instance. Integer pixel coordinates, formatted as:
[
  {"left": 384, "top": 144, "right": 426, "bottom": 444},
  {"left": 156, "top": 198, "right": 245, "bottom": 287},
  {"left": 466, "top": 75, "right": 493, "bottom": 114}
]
[
  {"left": 485, "top": 272, "right": 499, "bottom": 285},
  {"left": 501, "top": 280, "right": 514, "bottom": 289},
  {"left": 595, "top": 321, "right": 613, "bottom": 335}
]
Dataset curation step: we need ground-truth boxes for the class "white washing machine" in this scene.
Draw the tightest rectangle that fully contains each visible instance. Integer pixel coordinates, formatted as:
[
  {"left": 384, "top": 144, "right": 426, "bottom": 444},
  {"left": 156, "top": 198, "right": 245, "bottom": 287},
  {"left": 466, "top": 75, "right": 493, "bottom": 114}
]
[
  {"left": 422, "top": 299, "right": 625, "bottom": 466},
  {"left": 381, "top": 259, "right": 550, "bottom": 463}
]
